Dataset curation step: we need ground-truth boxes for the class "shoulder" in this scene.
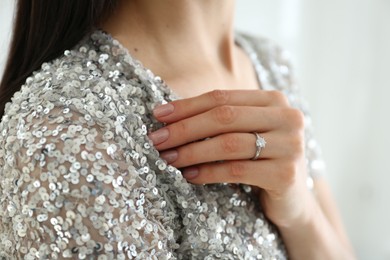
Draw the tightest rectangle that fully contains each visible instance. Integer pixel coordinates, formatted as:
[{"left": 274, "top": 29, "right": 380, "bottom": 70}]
[
  {"left": 0, "top": 33, "right": 178, "bottom": 258},
  {"left": 0, "top": 31, "right": 161, "bottom": 179},
  {"left": 1, "top": 31, "right": 156, "bottom": 135}
]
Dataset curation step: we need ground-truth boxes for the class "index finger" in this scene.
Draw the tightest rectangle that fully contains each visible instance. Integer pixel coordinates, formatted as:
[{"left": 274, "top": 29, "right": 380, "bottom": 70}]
[{"left": 153, "top": 89, "right": 289, "bottom": 123}]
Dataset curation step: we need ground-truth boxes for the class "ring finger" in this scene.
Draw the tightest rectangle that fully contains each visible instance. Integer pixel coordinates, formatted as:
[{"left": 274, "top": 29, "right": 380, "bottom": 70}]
[{"left": 159, "top": 132, "right": 292, "bottom": 168}]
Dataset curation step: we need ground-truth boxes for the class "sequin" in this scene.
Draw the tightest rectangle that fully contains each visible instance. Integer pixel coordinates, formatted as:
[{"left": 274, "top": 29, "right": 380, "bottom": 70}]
[{"left": 0, "top": 29, "right": 325, "bottom": 259}]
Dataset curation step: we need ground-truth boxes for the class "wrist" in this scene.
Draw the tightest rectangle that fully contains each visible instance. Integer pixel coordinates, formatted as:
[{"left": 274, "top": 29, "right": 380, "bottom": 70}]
[
  {"left": 277, "top": 194, "right": 319, "bottom": 231},
  {"left": 266, "top": 188, "right": 318, "bottom": 230}
]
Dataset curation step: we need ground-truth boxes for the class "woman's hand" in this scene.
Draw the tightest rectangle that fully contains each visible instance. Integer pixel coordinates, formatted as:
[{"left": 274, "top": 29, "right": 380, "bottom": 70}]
[{"left": 148, "top": 89, "right": 316, "bottom": 228}]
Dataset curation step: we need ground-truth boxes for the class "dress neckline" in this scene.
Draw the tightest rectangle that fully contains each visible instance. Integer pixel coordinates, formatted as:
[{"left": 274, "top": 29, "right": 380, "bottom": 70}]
[{"left": 94, "top": 29, "right": 269, "bottom": 101}]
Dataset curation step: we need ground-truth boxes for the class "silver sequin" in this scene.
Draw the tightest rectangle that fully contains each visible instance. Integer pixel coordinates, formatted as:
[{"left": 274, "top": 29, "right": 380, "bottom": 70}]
[{"left": 0, "top": 30, "right": 325, "bottom": 259}]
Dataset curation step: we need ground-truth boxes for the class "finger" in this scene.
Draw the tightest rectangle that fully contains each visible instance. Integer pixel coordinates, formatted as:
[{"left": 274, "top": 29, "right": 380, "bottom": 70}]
[
  {"left": 160, "top": 132, "right": 293, "bottom": 168},
  {"left": 151, "top": 106, "right": 299, "bottom": 150},
  {"left": 160, "top": 132, "right": 299, "bottom": 168},
  {"left": 153, "top": 89, "right": 290, "bottom": 123},
  {"left": 182, "top": 159, "right": 294, "bottom": 191}
]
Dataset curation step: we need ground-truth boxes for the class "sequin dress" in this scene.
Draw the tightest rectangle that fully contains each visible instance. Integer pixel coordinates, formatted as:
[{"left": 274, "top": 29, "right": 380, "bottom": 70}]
[{"left": 0, "top": 30, "right": 325, "bottom": 259}]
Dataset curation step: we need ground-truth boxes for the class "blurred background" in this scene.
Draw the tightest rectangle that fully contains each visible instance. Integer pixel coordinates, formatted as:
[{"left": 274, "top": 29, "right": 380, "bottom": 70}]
[{"left": 1, "top": 0, "right": 389, "bottom": 259}]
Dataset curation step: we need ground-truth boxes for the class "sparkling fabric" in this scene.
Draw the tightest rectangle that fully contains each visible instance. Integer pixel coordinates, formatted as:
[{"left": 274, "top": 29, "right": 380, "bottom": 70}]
[{"left": 0, "top": 30, "right": 325, "bottom": 259}]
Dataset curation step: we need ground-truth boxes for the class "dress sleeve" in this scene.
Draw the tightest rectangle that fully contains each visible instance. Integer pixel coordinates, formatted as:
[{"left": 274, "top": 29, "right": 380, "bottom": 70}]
[{"left": 0, "top": 95, "right": 177, "bottom": 258}]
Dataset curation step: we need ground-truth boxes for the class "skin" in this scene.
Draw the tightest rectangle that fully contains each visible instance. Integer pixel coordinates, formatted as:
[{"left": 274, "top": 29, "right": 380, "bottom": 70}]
[{"left": 103, "top": 0, "right": 356, "bottom": 259}]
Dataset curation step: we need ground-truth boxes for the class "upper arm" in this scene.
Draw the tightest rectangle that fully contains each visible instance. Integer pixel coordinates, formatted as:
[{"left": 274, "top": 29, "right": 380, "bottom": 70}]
[{"left": 1, "top": 105, "right": 176, "bottom": 259}]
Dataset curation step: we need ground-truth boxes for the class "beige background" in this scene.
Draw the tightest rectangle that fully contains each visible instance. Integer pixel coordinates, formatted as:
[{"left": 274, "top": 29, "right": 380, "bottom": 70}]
[{"left": 1, "top": 1, "right": 390, "bottom": 259}]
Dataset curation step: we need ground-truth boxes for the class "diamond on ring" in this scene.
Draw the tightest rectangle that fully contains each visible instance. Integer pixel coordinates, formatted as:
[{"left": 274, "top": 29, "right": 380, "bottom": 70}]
[{"left": 251, "top": 132, "right": 266, "bottom": 160}]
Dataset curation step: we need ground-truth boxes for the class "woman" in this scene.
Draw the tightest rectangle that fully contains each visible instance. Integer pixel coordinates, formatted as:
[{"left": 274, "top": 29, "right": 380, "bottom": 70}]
[{"left": 0, "top": 1, "right": 355, "bottom": 259}]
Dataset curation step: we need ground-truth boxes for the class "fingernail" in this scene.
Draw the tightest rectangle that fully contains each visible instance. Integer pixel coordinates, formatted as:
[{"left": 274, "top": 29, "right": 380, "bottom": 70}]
[
  {"left": 160, "top": 150, "right": 178, "bottom": 163},
  {"left": 183, "top": 167, "right": 199, "bottom": 179},
  {"left": 149, "top": 128, "right": 169, "bottom": 145},
  {"left": 153, "top": 103, "right": 174, "bottom": 117}
]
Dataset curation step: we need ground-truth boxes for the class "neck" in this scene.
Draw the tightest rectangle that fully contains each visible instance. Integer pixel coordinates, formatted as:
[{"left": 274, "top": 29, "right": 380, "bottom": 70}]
[{"left": 102, "top": 0, "right": 238, "bottom": 81}]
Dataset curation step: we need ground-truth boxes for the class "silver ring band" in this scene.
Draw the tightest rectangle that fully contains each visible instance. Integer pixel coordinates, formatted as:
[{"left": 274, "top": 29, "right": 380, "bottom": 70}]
[{"left": 251, "top": 132, "right": 266, "bottom": 160}]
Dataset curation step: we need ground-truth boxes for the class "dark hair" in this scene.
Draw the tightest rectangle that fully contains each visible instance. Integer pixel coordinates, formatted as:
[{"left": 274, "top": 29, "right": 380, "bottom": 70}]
[{"left": 0, "top": 0, "right": 117, "bottom": 119}]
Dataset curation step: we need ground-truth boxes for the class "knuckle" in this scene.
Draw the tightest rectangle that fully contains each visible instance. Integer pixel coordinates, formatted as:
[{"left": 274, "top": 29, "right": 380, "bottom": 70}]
[
  {"left": 175, "top": 120, "right": 188, "bottom": 137},
  {"left": 229, "top": 162, "right": 246, "bottom": 180},
  {"left": 285, "top": 108, "right": 305, "bottom": 129},
  {"left": 220, "top": 134, "right": 241, "bottom": 154},
  {"left": 278, "top": 163, "right": 297, "bottom": 186},
  {"left": 268, "top": 90, "right": 289, "bottom": 105},
  {"left": 213, "top": 105, "right": 237, "bottom": 125},
  {"left": 182, "top": 146, "right": 195, "bottom": 163},
  {"left": 287, "top": 136, "right": 304, "bottom": 159},
  {"left": 210, "top": 89, "right": 230, "bottom": 105}
]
